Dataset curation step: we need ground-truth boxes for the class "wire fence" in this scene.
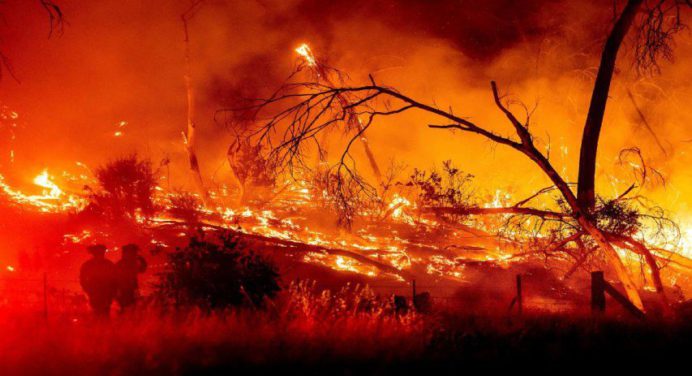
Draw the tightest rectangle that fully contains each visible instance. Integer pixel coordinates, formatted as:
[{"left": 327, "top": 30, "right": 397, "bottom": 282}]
[{"left": 0, "top": 272, "right": 581, "bottom": 317}]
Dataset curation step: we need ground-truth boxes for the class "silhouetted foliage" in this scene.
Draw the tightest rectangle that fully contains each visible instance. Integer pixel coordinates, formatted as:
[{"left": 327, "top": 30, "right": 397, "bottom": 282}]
[
  {"left": 167, "top": 191, "right": 202, "bottom": 224},
  {"left": 156, "top": 233, "right": 280, "bottom": 310},
  {"left": 228, "top": 139, "right": 277, "bottom": 189},
  {"left": 86, "top": 155, "right": 157, "bottom": 221},
  {"left": 594, "top": 199, "right": 641, "bottom": 237},
  {"left": 406, "top": 160, "right": 475, "bottom": 209}
]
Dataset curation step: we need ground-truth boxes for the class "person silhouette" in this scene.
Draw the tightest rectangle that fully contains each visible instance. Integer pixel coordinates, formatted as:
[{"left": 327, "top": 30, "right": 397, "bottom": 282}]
[
  {"left": 79, "top": 244, "right": 116, "bottom": 318},
  {"left": 115, "top": 243, "right": 147, "bottom": 311}
]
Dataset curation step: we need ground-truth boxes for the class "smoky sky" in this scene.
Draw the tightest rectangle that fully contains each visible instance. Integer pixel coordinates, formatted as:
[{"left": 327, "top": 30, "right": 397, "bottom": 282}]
[
  {"left": 291, "top": 0, "right": 560, "bottom": 60},
  {"left": 208, "top": 0, "right": 568, "bottom": 110},
  {"left": 1, "top": 0, "right": 691, "bottom": 220}
]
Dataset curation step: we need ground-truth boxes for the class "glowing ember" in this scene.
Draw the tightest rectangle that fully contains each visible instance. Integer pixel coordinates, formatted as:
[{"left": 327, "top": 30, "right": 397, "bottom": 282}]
[{"left": 295, "top": 43, "right": 317, "bottom": 67}]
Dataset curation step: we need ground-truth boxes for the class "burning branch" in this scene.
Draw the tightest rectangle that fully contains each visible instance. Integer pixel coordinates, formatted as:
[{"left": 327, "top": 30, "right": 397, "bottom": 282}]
[
  {"left": 295, "top": 44, "right": 383, "bottom": 182},
  {"left": 153, "top": 218, "right": 412, "bottom": 280},
  {"left": 425, "top": 206, "right": 567, "bottom": 220}
]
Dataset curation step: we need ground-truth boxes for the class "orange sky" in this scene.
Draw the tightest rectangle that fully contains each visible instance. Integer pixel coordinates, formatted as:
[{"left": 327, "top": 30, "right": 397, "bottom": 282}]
[{"left": 1, "top": 0, "right": 691, "bottom": 236}]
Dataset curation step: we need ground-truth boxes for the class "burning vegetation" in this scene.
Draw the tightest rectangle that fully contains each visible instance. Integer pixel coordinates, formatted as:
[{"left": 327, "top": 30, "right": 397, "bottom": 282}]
[{"left": 2, "top": 0, "right": 692, "bottom": 372}]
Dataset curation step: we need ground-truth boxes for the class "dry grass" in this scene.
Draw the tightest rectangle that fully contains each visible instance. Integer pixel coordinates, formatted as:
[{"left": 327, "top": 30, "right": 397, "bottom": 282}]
[
  {"left": 1, "top": 280, "right": 691, "bottom": 374},
  {"left": 0, "top": 282, "right": 425, "bottom": 375}
]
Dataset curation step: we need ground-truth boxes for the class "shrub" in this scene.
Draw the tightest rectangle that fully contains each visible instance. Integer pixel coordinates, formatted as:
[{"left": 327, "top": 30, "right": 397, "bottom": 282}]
[
  {"left": 594, "top": 198, "right": 641, "bottom": 236},
  {"left": 167, "top": 191, "right": 202, "bottom": 224},
  {"left": 156, "top": 233, "right": 280, "bottom": 309},
  {"left": 86, "top": 155, "right": 157, "bottom": 221},
  {"left": 406, "top": 160, "right": 475, "bottom": 209}
]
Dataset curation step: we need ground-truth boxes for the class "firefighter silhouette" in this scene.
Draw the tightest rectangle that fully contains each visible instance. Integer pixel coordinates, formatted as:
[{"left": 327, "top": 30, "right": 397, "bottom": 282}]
[
  {"left": 115, "top": 243, "right": 147, "bottom": 310},
  {"left": 79, "top": 244, "right": 116, "bottom": 317}
]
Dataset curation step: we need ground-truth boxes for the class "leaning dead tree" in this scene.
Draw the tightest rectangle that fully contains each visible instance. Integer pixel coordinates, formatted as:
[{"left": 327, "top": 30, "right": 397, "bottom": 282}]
[
  {"left": 577, "top": 0, "right": 691, "bottom": 211},
  {"left": 181, "top": 0, "right": 209, "bottom": 202}
]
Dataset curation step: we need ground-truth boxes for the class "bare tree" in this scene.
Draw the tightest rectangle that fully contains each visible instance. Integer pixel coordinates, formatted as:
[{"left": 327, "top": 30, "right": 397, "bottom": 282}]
[
  {"left": 181, "top": 0, "right": 208, "bottom": 202},
  {"left": 577, "top": 0, "right": 691, "bottom": 211},
  {"left": 295, "top": 44, "right": 383, "bottom": 183}
]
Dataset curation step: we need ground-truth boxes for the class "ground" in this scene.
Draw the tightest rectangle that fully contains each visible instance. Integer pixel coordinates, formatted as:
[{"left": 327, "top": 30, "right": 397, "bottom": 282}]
[{"left": 1, "top": 307, "right": 691, "bottom": 374}]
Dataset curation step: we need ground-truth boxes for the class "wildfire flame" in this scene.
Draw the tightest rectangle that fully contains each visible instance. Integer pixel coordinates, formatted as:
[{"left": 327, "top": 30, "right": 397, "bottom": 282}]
[
  {"left": 0, "top": 45, "right": 690, "bottom": 294},
  {"left": 33, "top": 170, "right": 62, "bottom": 199},
  {"left": 0, "top": 169, "right": 85, "bottom": 212},
  {"left": 295, "top": 43, "right": 317, "bottom": 67}
]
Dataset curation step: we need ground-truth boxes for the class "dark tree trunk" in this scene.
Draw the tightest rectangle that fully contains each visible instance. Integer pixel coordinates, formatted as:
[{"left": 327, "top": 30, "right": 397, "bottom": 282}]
[{"left": 577, "top": 0, "right": 643, "bottom": 211}]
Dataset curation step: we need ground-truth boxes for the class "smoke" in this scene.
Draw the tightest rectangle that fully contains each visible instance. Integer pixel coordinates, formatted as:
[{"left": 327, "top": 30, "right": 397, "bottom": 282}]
[{"left": 0, "top": 0, "right": 691, "bottom": 220}]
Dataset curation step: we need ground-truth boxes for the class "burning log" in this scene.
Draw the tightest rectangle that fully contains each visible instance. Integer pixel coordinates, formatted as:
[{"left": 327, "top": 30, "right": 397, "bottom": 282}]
[
  {"left": 152, "top": 218, "right": 413, "bottom": 280},
  {"left": 424, "top": 206, "right": 568, "bottom": 220}
]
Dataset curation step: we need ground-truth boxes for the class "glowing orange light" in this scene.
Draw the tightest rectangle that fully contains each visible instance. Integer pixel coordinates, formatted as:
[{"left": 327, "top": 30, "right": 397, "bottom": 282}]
[
  {"left": 33, "top": 170, "right": 62, "bottom": 199},
  {"left": 295, "top": 43, "right": 316, "bottom": 67}
]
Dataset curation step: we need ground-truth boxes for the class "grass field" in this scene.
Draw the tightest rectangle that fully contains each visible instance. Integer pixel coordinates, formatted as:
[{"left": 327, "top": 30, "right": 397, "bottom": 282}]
[{"left": 1, "top": 281, "right": 691, "bottom": 375}]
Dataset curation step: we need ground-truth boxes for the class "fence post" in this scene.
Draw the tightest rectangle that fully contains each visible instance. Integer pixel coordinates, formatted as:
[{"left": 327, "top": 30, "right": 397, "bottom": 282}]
[
  {"left": 516, "top": 274, "right": 523, "bottom": 316},
  {"left": 591, "top": 271, "right": 606, "bottom": 314},
  {"left": 411, "top": 279, "right": 417, "bottom": 310},
  {"left": 43, "top": 272, "right": 48, "bottom": 320}
]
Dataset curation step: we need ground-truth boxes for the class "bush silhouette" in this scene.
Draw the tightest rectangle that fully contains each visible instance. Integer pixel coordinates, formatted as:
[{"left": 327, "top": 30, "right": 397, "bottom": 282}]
[
  {"left": 157, "top": 233, "right": 280, "bottom": 309},
  {"left": 85, "top": 155, "right": 157, "bottom": 221}
]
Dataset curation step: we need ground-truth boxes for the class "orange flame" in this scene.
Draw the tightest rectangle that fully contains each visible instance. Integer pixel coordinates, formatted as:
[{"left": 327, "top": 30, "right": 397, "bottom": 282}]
[{"left": 295, "top": 43, "right": 316, "bottom": 67}]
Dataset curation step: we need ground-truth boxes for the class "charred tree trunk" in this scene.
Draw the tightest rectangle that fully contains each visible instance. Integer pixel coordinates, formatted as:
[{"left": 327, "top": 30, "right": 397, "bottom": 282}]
[
  {"left": 525, "top": 141, "right": 646, "bottom": 311},
  {"left": 182, "top": 2, "right": 209, "bottom": 202},
  {"left": 577, "top": 0, "right": 643, "bottom": 211}
]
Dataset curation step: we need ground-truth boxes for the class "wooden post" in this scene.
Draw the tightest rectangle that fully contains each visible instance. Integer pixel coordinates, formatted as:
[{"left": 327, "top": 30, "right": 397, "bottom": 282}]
[
  {"left": 43, "top": 272, "right": 48, "bottom": 320},
  {"left": 591, "top": 271, "right": 606, "bottom": 314},
  {"left": 411, "top": 279, "right": 417, "bottom": 310},
  {"left": 603, "top": 281, "right": 646, "bottom": 320},
  {"left": 516, "top": 274, "right": 523, "bottom": 316}
]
